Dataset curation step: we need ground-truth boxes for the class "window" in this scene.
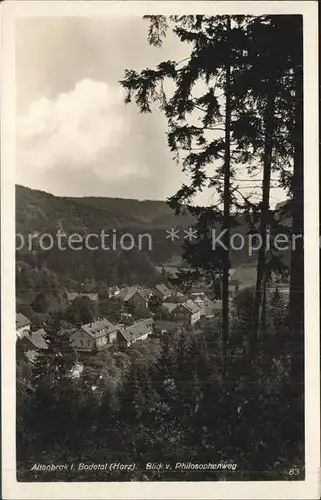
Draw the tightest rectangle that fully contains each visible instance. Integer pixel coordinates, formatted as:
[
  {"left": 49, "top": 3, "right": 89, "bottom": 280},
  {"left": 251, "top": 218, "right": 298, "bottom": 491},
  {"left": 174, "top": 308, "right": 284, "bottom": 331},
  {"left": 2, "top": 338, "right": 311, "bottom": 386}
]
[{"left": 80, "top": 340, "right": 83, "bottom": 346}]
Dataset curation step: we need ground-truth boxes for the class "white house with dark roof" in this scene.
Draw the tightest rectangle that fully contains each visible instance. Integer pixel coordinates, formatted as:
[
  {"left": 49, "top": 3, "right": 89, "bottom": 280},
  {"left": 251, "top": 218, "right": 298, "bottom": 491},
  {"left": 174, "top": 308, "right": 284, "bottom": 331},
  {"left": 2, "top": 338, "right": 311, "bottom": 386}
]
[
  {"left": 70, "top": 318, "right": 121, "bottom": 352},
  {"left": 16, "top": 313, "right": 31, "bottom": 339},
  {"left": 118, "top": 318, "right": 154, "bottom": 347},
  {"left": 171, "top": 300, "right": 201, "bottom": 325},
  {"left": 190, "top": 292, "right": 209, "bottom": 316}
]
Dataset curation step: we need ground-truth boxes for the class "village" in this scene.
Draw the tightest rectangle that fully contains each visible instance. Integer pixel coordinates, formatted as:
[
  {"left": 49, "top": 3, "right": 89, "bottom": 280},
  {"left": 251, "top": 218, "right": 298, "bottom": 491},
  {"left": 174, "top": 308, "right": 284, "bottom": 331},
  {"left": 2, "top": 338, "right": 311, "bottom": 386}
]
[
  {"left": 16, "top": 261, "right": 292, "bottom": 367},
  {"left": 16, "top": 279, "right": 233, "bottom": 364}
]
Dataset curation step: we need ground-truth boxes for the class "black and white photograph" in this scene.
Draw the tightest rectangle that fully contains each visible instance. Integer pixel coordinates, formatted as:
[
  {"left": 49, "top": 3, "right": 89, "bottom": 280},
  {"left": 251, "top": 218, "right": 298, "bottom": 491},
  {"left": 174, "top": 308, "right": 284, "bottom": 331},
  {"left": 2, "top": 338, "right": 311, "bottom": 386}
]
[{"left": 1, "top": 1, "right": 319, "bottom": 499}]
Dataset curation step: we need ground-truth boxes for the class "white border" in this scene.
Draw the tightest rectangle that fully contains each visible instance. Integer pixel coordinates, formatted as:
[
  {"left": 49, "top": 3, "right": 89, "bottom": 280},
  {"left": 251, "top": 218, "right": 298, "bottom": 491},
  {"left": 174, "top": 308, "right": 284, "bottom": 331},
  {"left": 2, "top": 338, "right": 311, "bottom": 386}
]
[{"left": 1, "top": 2, "right": 319, "bottom": 499}]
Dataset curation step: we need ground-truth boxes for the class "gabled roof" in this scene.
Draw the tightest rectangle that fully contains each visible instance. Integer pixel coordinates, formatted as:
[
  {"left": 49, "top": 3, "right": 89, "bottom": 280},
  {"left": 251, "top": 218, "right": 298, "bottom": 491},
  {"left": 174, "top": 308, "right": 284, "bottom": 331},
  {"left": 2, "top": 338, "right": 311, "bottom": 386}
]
[
  {"left": 176, "top": 300, "right": 201, "bottom": 314},
  {"left": 119, "top": 318, "right": 154, "bottom": 343},
  {"left": 190, "top": 292, "right": 207, "bottom": 302},
  {"left": 118, "top": 328, "right": 132, "bottom": 343},
  {"left": 16, "top": 313, "right": 31, "bottom": 329},
  {"left": 81, "top": 318, "right": 119, "bottom": 339},
  {"left": 154, "top": 283, "right": 172, "bottom": 297},
  {"left": 117, "top": 287, "right": 148, "bottom": 303},
  {"left": 125, "top": 318, "right": 154, "bottom": 341},
  {"left": 27, "top": 328, "right": 48, "bottom": 350}
]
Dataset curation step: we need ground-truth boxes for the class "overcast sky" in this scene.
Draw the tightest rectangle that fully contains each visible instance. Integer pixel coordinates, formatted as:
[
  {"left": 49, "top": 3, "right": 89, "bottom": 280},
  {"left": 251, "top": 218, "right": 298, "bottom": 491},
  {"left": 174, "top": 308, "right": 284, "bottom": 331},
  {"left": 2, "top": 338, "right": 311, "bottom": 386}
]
[{"left": 16, "top": 16, "right": 285, "bottom": 206}]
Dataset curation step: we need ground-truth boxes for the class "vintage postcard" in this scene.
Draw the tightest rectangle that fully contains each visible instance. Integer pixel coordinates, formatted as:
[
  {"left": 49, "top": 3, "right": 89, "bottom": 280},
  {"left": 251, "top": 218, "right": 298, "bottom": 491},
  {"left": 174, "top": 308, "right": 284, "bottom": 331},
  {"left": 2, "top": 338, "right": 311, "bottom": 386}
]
[{"left": 1, "top": 1, "right": 320, "bottom": 499}]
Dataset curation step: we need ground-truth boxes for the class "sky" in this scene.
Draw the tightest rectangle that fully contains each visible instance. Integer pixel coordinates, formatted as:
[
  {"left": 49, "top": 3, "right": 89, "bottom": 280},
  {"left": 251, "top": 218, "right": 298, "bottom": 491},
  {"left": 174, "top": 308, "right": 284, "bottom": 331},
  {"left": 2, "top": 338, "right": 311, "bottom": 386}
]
[{"left": 15, "top": 16, "right": 286, "bottom": 207}]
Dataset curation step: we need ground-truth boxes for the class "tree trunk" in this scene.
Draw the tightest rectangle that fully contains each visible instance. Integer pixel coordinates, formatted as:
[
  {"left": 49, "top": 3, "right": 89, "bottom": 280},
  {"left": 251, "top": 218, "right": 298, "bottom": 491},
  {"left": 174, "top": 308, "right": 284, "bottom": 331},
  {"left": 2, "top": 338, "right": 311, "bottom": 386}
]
[
  {"left": 222, "top": 16, "right": 232, "bottom": 375},
  {"left": 253, "top": 93, "right": 274, "bottom": 346},
  {"left": 260, "top": 268, "right": 268, "bottom": 341}
]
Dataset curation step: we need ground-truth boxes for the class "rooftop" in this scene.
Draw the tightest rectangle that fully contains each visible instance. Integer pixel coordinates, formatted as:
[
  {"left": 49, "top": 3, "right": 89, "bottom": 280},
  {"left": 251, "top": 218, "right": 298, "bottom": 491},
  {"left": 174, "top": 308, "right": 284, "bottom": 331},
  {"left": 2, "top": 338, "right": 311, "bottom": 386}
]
[
  {"left": 119, "top": 318, "right": 154, "bottom": 343},
  {"left": 154, "top": 283, "right": 172, "bottom": 296},
  {"left": 81, "top": 318, "right": 120, "bottom": 339},
  {"left": 125, "top": 318, "right": 154, "bottom": 341},
  {"left": 180, "top": 300, "right": 201, "bottom": 314},
  {"left": 16, "top": 313, "right": 31, "bottom": 329},
  {"left": 117, "top": 286, "right": 149, "bottom": 303},
  {"left": 28, "top": 328, "right": 48, "bottom": 349}
]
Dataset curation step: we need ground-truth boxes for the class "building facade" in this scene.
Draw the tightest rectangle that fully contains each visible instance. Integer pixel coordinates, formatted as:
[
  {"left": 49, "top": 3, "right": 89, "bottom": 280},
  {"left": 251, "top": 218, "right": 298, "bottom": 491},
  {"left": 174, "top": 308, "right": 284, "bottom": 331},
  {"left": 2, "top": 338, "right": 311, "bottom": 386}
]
[
  {"left": 70, "top": 318, "right": 120, "bottom": 353},
  {"left": 171, "top": 300, "right": 201, "bottom": 325}
]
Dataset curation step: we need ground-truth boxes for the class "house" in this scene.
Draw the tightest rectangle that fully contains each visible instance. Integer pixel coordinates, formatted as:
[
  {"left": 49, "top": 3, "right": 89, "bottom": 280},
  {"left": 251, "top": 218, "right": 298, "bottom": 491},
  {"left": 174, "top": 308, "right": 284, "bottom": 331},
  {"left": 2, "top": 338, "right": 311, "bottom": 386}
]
[
  {"left": 17, "top": 328, "right": 48, "bottom": 363},
  {"left": 190, "top": 292, "right": 207, "bottom": 305},
  {"left": 16, "top": 313, "right": 31, "bottom": 339},
  {"left": 153, "top": 283, "right": 172, "bottom": 301},
  {"left": 117, "top": 287, "right": 149, "bottom": 309},
  {"left": 70, "top": 318, "right": 121, "bottom": 353},
  {"left": 190, "top": 292, "right": 208, "bottom": 316},
  {"left": 163, "top": 291, "right": 186, "bottom": 304},
  {"left": 171, "top": 300, "right": 201, "bottom": 325},
  {"left": 118, "top": 318, "right": 154, "bottom": 347},
  {"left": 154, "top": 320, "right": 178, "bottom": 335},
  {"left": 67, "top": 292, "right": 99, "bottom": 304}
]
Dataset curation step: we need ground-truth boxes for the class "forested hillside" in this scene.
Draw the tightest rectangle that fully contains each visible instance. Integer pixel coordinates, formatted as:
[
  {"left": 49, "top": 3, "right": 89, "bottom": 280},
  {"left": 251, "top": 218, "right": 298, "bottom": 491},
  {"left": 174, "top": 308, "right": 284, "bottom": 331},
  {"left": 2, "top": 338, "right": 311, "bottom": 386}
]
[{"left": 16, "top": 184, "right": 291, "bottom": 274}]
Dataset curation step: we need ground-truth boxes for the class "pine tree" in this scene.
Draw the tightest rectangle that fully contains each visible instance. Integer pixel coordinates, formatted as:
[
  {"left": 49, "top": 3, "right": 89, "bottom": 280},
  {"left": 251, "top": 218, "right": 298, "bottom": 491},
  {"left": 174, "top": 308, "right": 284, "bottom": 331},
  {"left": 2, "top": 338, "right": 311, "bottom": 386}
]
[
  {"left": 269, "top": 287, "right": 287, "bottom": 336},
  {"left": 231, "top": 16, "right": 302, "bottom": 349},
  {"left": 28, "top": 319, "right": 77, "bottom": 446},
  {"left": 120, "top": 15, "right": 251, "bottom": 370},
  {"left": 120, "top": 14, "right": 303, "bottom": 377}
]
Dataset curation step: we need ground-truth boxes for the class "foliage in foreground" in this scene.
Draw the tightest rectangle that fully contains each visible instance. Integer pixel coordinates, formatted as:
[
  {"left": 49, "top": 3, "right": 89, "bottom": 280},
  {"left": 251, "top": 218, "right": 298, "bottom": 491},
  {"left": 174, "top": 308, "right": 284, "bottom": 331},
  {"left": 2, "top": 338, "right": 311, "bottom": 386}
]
[{"left": 16, "top": 291, "right": 304, "bottom": 482}]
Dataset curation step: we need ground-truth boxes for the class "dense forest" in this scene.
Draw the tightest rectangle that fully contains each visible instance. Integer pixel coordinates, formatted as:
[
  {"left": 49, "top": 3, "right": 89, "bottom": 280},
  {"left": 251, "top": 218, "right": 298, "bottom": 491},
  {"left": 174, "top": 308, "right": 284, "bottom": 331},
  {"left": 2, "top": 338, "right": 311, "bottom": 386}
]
[
  {"left": 16, "top": 14, "right": 304, "bottom": 482},
  {"left": 17, "top": 287, "right": 302, "bottom": 481}
]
